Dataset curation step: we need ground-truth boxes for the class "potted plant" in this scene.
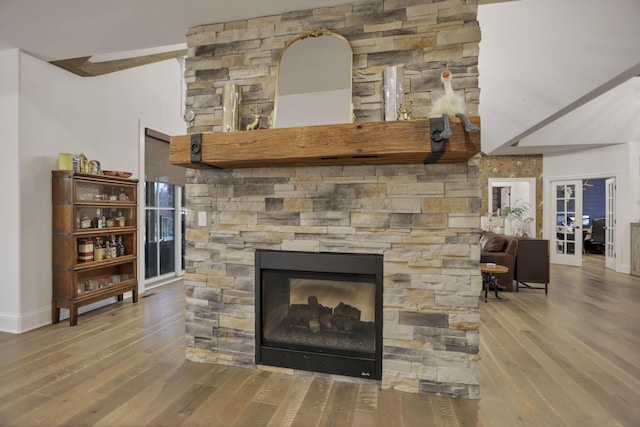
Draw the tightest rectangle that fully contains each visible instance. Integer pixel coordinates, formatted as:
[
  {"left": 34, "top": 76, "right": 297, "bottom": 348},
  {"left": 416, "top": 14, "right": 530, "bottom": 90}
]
[
  {"left": 500, "top": 200, "right": 530, "bottom": 235},
  {"left": 501, "top": 200, "right": 530, "bottom": 221}
]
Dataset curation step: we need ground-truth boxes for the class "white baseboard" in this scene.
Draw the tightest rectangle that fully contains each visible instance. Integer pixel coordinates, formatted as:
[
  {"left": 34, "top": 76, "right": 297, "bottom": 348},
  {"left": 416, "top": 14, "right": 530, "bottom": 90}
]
[
  {"left": 0, "top": 312, "right": 21, "bottom": 334},
  {"left": 0, "top": 295, "right": 128, "bottom": 334},
  {"left": 0, "top": 305, "right": 50, "bottom": 334}
]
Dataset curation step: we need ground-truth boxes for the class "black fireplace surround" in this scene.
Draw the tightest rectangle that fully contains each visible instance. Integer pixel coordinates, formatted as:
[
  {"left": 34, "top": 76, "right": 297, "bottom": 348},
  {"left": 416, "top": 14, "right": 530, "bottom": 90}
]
[{"left": 255, "top": 250, "right": 383, "bottom": 380}]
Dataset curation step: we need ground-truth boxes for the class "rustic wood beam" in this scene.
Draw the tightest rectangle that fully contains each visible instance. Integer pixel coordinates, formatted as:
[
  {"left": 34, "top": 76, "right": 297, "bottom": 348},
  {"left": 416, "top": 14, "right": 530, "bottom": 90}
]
[
  {"left": 50, "top": 49, "right": 187, "bottom": 77},
  {"left": 169, "top": 117, "right": 480, "bottom": 169}
]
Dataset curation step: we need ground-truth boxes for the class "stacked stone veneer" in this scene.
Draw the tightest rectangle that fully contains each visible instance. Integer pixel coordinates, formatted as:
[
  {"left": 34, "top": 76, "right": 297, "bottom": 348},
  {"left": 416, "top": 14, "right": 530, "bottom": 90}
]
[
  {"left": 185, "top": 0, "right": 480, "bottom": 131},
  {"left": 182, "top": 0, "right": 482, "bottom": 399},
  {"left": 185, "top": 161, "right": 482, "bottom": 398}
]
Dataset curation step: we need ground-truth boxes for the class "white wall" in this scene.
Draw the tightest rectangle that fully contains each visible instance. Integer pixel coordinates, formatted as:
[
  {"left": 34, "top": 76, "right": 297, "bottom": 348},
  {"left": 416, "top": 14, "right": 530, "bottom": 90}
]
[
  {"left": 0, "top": 49, "right": 22, "bottom": 332},
  {"left": 543, "top": 144, "right": 640, "bottom": 273},
  {"left": 2, "top": 52, "right": 184, "bottom": 333}
]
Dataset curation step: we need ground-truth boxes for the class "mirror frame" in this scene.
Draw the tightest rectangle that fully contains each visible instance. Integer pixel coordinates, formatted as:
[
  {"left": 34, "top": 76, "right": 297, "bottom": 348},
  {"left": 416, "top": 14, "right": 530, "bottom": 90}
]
[
  {"left": 488, "top": 177, "right": 537, "bottom": 234},
  {"left": 272, "top": 28, "right": 353, "bottom": 128}
]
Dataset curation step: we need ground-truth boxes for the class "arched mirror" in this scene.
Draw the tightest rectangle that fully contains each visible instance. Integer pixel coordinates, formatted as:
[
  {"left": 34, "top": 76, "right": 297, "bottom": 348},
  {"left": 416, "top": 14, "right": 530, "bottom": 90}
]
[{"left": 273, "top": 28, "right": 353, "bottom": 128}]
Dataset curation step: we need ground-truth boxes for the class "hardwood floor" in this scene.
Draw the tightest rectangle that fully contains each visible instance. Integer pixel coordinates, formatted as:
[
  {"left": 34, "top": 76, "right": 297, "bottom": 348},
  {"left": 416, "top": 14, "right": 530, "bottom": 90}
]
[{"left": 1, "top": 255, "right": 638, "bottom": 426}]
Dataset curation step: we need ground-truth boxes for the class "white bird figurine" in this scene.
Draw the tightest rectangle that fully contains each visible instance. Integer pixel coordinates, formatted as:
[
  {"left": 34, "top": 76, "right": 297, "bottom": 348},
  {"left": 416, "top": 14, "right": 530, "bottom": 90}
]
[{"left": 430, "top": 70, "right": 479, "bottom": 138}]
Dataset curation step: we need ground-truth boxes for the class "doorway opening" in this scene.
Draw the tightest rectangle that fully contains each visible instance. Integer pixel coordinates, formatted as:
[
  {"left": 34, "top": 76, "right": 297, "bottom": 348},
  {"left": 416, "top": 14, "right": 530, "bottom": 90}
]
[
  {"left": 143, "top": 128, "right": 186, "bottom": 286},
  {"left": 549, "top": 177, "right": 615, "bottom": 270}
]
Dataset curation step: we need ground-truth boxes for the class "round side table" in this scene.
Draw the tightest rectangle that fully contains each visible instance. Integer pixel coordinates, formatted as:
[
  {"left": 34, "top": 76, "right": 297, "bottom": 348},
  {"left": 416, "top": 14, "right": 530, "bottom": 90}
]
[{"left": 480, "top": 263, "right": 509, "bottom": 302}]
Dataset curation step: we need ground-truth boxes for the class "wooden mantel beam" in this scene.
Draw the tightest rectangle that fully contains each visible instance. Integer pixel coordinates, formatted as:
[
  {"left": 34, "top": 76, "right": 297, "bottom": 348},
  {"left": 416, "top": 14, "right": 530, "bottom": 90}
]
[{"left": 169, "top": 117, "right": 480, "bottom": 169}]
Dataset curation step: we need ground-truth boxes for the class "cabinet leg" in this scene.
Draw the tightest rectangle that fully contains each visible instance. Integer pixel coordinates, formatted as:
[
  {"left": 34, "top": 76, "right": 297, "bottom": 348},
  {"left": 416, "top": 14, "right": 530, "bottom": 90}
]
[
  {"left": 69, "top": 306, "right": 78, "bottom": 327},
  {"left": 52, "top": 302, "right": 60, "bottom": 324},
  {"left": 132, "top": 288, "right": 138, "bottom": 303},
  {"left": 117, "top": 294, "right": 124, "bottom": 302}
]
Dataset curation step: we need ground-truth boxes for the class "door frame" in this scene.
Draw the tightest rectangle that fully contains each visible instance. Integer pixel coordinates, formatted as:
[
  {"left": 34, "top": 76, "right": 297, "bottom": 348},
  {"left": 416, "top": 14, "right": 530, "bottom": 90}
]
[
  {"left": 138, "top": 120, "right": 185, "bottom": 294},
  {"left": 488, "top": 177, "right": 536, "bottom": 237},
  {"left": 543, "top": 173, "right": 621, "bottom": 270}
]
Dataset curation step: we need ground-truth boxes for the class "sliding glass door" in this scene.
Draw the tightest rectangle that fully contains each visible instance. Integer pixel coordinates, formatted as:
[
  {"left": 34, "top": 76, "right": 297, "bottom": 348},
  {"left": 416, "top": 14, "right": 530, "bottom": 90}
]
[{"left": 145, "top": 182, "right": 183, "bottom": 281}]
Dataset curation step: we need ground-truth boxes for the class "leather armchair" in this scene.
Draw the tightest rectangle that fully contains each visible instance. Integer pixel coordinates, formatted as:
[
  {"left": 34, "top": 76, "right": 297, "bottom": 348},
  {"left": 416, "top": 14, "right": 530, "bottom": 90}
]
[{"left": 480, "top": 232, "right": 519, "bottom": 290}]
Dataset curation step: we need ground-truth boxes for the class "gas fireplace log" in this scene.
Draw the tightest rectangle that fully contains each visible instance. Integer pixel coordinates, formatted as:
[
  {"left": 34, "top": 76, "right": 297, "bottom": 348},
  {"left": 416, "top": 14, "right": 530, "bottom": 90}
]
[
  {"left": 288, "top": 304, "right": 311, "bottom": 327},
  {"left": 288, "top": 301, "right": 331, "bottom": 333},
  {"left": 287, "top": 298, "right": 366, "bottom": 333},
  {"left": 332, "top": 314, "right": 364, "bottom": 332},
  {"left": 320, "top": 312, "right": 333, "bottom": 329},
  {"left": 309, "top": 304, "right": 320, "bottom": 333},
  {"left": 334, "top": 302, "right": 361, "bottom": 320},
  {"left": 308, "top": 295, "right": 319, "bottom": 333},
  {"left": 308, "top": 296, "right": 333, "bottom": 333}
]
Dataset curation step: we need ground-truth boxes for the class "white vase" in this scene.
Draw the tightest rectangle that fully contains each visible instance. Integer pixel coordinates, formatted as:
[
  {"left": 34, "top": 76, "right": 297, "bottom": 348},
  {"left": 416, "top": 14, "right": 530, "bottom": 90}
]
[{"left": 504, "top": 217, "right": 513, "bottom": 236}]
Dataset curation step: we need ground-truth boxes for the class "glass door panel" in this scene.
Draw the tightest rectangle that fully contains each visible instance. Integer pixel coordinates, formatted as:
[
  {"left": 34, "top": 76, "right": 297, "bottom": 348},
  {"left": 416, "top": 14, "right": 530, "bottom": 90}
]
[
  {"left": 145, "top": 183, "right": 177, "bottom": 280},
  {"left": 145, "top": 209, "right": 159, "bottom": 279},
  {"left": 605, "top": 178, "right": 616, "bottom": 270},
  {"left": 159, "top": 209, "right": 175, "bottom": 275}
]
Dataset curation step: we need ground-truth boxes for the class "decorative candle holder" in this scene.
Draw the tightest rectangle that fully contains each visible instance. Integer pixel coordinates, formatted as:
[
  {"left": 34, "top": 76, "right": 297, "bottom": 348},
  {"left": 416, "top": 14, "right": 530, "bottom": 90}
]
[
  {"left": 222, "top": 82, "right": 241, "bottom": 132},
  {"left": 383, "top": 65, "right": 405, "bottom": 121}
]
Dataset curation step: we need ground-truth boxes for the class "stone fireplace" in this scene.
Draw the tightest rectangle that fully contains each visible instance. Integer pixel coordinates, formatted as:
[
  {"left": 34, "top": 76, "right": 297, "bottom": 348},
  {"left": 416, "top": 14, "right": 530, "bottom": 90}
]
[
  {"left": 180, "top": 0, "right": 482, "bottom": 399},
  {"left": 184, "top": 162, "right": 482, "bottom": 398}
]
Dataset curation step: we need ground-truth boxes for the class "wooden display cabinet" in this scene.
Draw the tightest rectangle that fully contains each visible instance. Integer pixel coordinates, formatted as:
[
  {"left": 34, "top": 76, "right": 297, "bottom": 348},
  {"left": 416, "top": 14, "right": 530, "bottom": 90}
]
[{"left": 52, "top": 170, "right": 139, "bottom": 326}]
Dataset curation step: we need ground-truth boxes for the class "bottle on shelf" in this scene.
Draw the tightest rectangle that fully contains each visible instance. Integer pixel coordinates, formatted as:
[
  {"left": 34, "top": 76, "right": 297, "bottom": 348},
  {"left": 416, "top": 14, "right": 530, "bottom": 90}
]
[
  {"left": 109, "top": 235, "right": 118, "bottom": 258},
  {"left": 117, "top": 211, "right": 126, "bottom": 227},
  {"left": 80, "top": 214, "right": 92, "bottom": 229},
  {"left": 93, "top": 209, "right": 105, "bottom": 229},
  {"left": 118, "top": 187, "right": 128, "bottom": 201},
  {"left": 116, "top": 235, "right": 125, "bottom": 257}
]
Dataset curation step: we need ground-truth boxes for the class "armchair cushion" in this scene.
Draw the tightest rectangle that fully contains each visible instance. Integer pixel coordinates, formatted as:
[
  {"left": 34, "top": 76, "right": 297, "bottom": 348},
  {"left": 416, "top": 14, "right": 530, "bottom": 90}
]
[{"left": 483, "top": 235, "right": 506, "bottom": 252}]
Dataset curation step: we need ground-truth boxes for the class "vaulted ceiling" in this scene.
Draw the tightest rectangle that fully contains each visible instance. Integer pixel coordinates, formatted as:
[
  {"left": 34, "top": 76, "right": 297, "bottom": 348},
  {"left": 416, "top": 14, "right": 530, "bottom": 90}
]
[{"left": 1, "top": 0, "right": 638, "bottom": 155}]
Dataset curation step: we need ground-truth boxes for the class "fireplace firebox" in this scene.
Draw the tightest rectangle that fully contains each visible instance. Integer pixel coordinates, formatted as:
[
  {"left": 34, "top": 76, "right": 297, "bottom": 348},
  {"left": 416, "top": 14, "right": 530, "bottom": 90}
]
[{"left": 255, "top": 250, "right": 383, "bottom": 380}]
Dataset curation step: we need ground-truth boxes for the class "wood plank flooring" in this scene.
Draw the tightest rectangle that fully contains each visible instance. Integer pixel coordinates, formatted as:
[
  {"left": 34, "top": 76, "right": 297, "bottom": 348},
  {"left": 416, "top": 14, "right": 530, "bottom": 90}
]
[{"left": 0, "top": 255, "right": 638, "bottom": 426}]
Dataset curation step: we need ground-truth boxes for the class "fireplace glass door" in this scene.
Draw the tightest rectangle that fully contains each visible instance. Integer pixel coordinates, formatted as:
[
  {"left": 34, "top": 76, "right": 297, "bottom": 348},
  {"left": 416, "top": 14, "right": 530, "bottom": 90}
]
[{"left": 256, "top": 250, "right": 383, "bottom": 380}]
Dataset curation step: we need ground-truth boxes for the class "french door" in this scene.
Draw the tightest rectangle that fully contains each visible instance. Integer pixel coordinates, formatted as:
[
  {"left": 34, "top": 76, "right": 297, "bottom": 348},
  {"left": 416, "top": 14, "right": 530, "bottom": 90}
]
[
  {"left": 605, "top": 178, "right": 616, "bottom": 270},
  {"left": 550, "top": 180, "right": 583, "bottom": 266}
]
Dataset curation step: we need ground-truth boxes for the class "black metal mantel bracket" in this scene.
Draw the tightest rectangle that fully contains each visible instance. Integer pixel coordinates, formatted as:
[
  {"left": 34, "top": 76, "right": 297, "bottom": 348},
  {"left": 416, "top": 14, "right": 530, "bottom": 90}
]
[
  {"left": 424, "top": 117, "right": 447, "bottom": 164},
  {"left": 190, "top": 133, "right": 220, "bottom": 169}
]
